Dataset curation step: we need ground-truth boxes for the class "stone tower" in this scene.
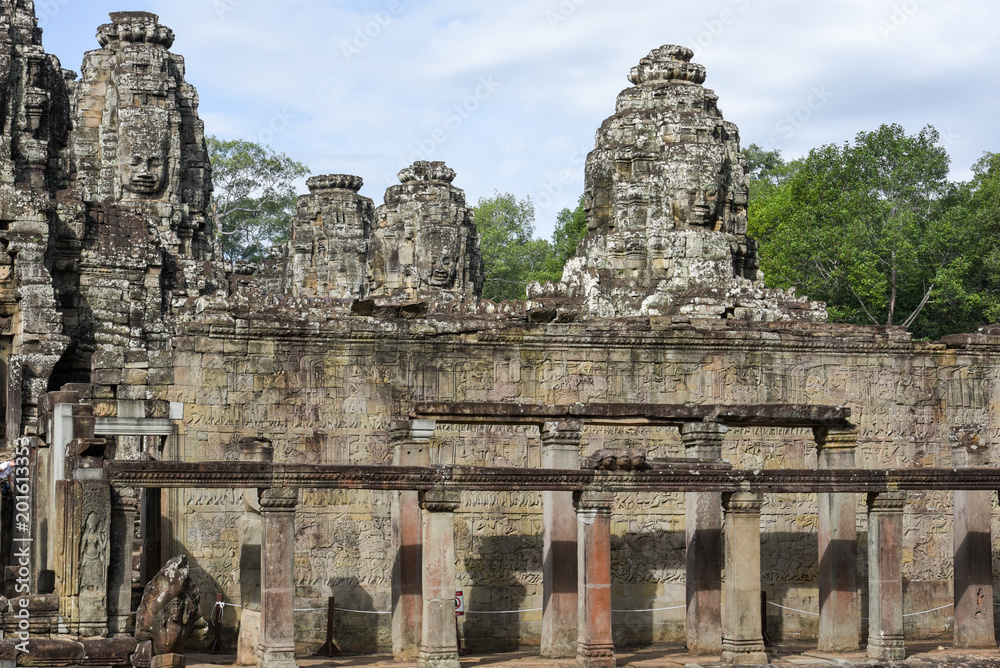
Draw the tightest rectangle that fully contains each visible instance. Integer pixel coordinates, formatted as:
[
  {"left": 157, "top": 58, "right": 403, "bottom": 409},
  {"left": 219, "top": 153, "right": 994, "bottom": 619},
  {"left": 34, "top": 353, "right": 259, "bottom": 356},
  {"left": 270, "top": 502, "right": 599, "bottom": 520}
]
[
  {"left": 368, "top": 161, "right": 483, "bottom": 301},
  {"left": 561, "top": 45, "right": 825, "bottom": 321},
  {"left": 284, "top": 175, "right": 374, "bottom": 300},
  {"left": 71, "top": 11, "right": 213, "bottom": 260}
]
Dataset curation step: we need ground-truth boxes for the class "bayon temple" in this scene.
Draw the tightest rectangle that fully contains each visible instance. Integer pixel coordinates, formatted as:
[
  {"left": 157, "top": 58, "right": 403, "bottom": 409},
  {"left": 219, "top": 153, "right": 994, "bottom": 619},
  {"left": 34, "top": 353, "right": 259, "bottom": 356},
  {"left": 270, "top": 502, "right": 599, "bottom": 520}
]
[{"left": 0, "top": 3, "right": 997, "bottom": 668}]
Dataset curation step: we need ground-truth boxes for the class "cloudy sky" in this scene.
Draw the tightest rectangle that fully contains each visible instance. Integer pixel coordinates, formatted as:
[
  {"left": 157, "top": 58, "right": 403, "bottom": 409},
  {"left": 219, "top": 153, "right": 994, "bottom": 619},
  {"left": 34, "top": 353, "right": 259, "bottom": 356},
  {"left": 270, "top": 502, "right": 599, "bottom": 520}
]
[{"left": 38, "top": 0, "right": 1000, "bottom": 238}]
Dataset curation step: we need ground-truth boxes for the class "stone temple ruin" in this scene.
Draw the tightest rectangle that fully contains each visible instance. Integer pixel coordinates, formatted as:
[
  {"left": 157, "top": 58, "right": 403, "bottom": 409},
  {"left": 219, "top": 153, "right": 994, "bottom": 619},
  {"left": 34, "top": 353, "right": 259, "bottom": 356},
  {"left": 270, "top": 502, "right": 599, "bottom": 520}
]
[{"left": 0, "top": 4, "right": 999, "bottom": 668}]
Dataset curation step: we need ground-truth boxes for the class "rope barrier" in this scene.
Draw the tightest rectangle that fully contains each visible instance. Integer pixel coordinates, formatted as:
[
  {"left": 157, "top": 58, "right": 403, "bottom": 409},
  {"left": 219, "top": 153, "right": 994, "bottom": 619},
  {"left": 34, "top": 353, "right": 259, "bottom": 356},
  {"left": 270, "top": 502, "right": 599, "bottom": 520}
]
[
  {"left": 465, "top": 608, "right": 543, "bottom": 615},
  {"left": 768, "top": 600, "right": 953, "bottom": 619},
  {"left": 612, "top": 605, "right": 686, "bottom": 613},
  {"left": 903, "top": 603, "right": 952, "bottom": 618},
  {"left": 334, "top": 608, "right": 393, "bottom": 615},
  {"left": 767, "top": 601, "right": 819, "bottom": 617}
]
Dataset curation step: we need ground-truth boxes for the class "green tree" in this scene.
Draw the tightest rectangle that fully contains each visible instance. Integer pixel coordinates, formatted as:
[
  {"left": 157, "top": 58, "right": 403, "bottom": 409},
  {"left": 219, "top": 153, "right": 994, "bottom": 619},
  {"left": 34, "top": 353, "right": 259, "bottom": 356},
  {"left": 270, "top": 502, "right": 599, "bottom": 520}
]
[
  {"left": 964, "top": 152, "right": 1000, "bottom": 324},
  {"left": 473, "top": 193, "right": 590, "bottom": 301},
  {"left": 747, "top": 124, "right": 982, "bottom": 339},
  {"left": 474, "top": 192, "right": 552, "bottom": 300},
  {"left": 548, "top": 194, "right": 588, "bottom": 272},
  {"left": 207, "top": 136, "right": 310, "bottom": 265}
]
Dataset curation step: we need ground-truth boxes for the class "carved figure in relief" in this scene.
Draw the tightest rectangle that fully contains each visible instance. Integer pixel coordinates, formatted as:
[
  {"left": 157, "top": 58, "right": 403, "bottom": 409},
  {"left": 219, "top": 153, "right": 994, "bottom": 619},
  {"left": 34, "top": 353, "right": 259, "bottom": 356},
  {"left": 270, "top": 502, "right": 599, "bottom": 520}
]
[
  {"left": 120, "top": 130, "right": 169, "bottom": 199},
  {"left": 79, "top": 512, "right": 108, "bottom": 590}
]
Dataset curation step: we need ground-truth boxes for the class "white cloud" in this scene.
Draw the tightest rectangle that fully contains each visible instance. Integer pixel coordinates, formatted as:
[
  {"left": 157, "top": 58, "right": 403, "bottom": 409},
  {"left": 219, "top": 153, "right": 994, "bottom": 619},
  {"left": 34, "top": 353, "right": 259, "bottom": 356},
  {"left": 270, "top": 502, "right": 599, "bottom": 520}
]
[{"left": 39, "top": 0, "right": 1000, "bottom": 237}]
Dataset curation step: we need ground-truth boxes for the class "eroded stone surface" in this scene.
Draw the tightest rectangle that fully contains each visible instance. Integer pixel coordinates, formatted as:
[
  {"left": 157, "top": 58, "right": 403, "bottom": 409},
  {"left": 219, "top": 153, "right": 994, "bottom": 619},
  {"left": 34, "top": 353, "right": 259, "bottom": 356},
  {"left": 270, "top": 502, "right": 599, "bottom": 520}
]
[
  {"left": 134, "top": 556, "right": 204, "bottom": 655},
  {"left": 558, "top": 45, "right": 827, "bottom": 321}
]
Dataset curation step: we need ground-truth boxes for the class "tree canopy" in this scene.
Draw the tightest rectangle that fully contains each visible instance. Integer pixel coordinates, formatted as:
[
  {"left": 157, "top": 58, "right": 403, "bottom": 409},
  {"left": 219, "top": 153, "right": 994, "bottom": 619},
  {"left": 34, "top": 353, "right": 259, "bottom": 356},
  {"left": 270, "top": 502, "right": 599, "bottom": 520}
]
[
  {"left": 473, "top": 193, "right": 588, "bottom": 301},
  {"left": 207, "top": 136, "right": 310, "bottom": 265},
  {"left": 747, "top": 124, "right": 999, "bottom": 339}
]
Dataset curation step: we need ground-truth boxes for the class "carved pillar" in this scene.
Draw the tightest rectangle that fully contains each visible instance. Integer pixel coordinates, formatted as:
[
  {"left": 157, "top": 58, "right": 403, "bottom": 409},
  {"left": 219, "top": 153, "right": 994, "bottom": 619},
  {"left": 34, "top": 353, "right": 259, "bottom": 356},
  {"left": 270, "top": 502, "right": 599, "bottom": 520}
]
[
  {"left": 574, "top": 490, "right": 615, "bottom": 668},
  {"left": 108, "top": 487, "right": 139, "bottom": 637},
  {"left": 866, "top": 492, "right": 906, "bottom": 661},
  {"left": 238, "top": 439, "right": 273, "bottom": 666},
  {"left": 392, "top": 423, "right": 432, "bottom": 661},
  {"left": 680, "top": 421, "right": 726, "bottom": 655},
  {"left": 258, "top": 488, "right": 299, "bottom": 668},
  {"left": 53, "top": 428, "right": 112, "bottom": 640},
  {"left": 541, "top": 421, "right": 581, "bottom": 658},
  {"left": 952, "top": 441, "right": 996, "bottom": 649},
  {"left": 418, "top": 489, "right": 460, "bottom": 668},
  {"left": 721, "top": 492, "right": 767, "bottom": 665},
  {"left": 814, "top": 427, "right": 859, "bottom": 652}
]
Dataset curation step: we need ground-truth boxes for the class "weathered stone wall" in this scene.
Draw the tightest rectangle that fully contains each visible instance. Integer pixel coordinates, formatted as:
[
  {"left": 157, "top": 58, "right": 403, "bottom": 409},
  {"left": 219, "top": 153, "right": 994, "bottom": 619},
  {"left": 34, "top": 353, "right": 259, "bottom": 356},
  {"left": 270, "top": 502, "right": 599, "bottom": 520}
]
[{"left": 151, "top": 311, "right": 999, "bottom": 650}]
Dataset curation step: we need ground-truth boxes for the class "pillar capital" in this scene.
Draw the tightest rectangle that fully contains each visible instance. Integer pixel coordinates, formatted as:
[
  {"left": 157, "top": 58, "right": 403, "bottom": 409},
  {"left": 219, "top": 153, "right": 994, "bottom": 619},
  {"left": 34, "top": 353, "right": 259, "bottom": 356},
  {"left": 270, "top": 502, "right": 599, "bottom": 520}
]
[
  {"left": 682, "top": 421, "right": 727, "bottom": 460},
  {"left": 419, "top": 489, "right": 460, "bottom": 513},
  {"left": 680, "top": 421, "right": 728, "bottom": 443},
  {"left": 813, "top": 426, "right": 859, "bottom": 450},
  {"left": 722, "top": 491, "right": 763, "bottom": 514},
  {"left": 573, "top": 490, "right": 615, "bottom": 514},
  {"left": 867, "top": 491, "right": 907, "bottom": 513},
  {"left": 110, "top": 486, "right": 139, "bottom": 512},
  {"left": 410, "top": 419, "right": 436, "bottom": 442},
  {"left": 259, "top": 487, "right": 298, "bottom": 512},
  {"left": 541, "top": 421, "right": 583, "bottom": 448}
]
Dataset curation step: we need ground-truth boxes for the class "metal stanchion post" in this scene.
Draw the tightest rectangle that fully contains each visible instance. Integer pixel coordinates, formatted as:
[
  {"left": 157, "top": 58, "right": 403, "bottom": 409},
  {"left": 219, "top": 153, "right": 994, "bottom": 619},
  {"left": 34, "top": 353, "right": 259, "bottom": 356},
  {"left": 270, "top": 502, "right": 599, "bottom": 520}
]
[
  {"left": 314, "top": 597, "right": 343, "bottom": 656},
  {"left": 208, "top": 594, "right": 227, "bottom": 653}
]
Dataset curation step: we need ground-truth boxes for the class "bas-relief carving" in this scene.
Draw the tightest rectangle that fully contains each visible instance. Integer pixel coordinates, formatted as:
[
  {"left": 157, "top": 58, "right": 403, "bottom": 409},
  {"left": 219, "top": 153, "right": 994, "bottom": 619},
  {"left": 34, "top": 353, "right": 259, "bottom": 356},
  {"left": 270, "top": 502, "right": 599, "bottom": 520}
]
[{"left": 79, "top": 512, "right": 108, "bottom": 590}]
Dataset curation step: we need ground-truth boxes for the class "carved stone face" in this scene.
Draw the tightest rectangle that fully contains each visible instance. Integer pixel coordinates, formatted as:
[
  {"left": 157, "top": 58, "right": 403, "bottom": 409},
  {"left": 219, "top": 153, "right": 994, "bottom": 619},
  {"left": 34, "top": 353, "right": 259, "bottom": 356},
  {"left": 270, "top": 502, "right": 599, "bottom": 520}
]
[
  {"left": 429, "top": 254, "right": 457, "bottom": 287},
  {"left": 670, "top": 186, "right": 720, "bottom": 227},
  {"left": 118, "top": 119, "right": 169, "bottom": 200},
  {"left": 669, "top": 163, "right": 724, "bottom": 228},
  {"left": 121, "top": 144, "right": 167, "bottom": 198},
  {"left": 418, "top": 227, "right": 461, "bottom": 289}
]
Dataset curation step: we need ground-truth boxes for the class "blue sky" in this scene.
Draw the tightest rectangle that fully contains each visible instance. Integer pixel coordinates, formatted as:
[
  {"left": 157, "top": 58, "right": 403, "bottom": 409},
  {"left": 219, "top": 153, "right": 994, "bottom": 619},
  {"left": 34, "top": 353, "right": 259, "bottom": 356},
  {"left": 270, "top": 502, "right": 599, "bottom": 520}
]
[{"left": 38, "top": 0, "right": 1000, "bottom": 238}]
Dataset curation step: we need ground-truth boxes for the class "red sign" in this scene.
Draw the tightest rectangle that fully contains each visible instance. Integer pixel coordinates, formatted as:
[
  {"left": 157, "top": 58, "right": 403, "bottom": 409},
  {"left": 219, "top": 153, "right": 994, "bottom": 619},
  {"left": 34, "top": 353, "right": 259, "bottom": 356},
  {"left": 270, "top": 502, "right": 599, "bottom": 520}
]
[{"left": 455, "top": 590, "right": 465, "bottom": 617}]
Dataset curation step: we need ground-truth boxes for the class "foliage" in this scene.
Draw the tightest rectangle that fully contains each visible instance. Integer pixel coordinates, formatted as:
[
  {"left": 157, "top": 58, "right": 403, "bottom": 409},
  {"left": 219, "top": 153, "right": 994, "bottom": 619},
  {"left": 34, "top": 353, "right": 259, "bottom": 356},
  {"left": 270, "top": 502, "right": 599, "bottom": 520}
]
[
  {"left": 207, "top": 136, "right": 310, "bottom": 265},
  {"left": 550, "top": 194, "right": 589, "bottom": 270},
  {"left": 746, "top": 125, "right": 993, "bottom": 339},
  {"left": 473, "top": 193, "right": 589, "bottom": 301}
]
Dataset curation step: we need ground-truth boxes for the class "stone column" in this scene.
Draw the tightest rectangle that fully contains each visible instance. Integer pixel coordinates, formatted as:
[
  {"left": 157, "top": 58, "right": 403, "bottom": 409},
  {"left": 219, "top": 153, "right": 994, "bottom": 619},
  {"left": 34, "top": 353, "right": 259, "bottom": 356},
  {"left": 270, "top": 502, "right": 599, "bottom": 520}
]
[
  {"left": 541, "top": 421, "right": 581, "bottom": 658},
  {"left": 866, "top": 492, "right": 906, "bottom": 661},
  {"left": 721, "top": 492, "right": 767, "bottom": 665},
  {"left": 393, "top": 427, "right": 431, "bottom": 661},
  {"left": 108, "top": 487, "right": 139, "bottom": 637},
  {"left": 952, "top": 440, "right": 996, "bottom": 649},
  {"left": 680, "top": 421, "right": 727, "bottom": 655},
  {"left": 238, "top": 439, "right": 273, "bottom": 666},
  {"left": 574, "top": 490, "right": 616, "bottom": 668},
  {"left": 418, "top": 489, "right": 460, "bottom": 668},
  {"left": 814, "top": 427, "right": 859, "bottom": 652},
  {"left": 258, "top": 488, "right": 299, "bottom": 668}
]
